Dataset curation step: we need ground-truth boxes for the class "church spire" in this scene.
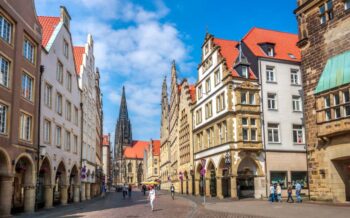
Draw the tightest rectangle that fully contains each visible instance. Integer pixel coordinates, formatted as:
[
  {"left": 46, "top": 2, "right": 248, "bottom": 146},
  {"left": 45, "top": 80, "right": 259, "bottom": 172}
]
[{"left": 119, "top": 86, "right": 129, "bottom": 119}]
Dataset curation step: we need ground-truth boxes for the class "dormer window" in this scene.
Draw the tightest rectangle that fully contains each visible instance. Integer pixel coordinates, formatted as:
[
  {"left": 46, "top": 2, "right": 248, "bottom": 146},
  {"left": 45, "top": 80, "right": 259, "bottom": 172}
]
[
  {"left": 242, "top": 66, "right": 249, "bottom": 78},
  {"left": 267, "top": 47, "right": 274, "bottom": 57},
  {"left": 288, "top": 53, "right": 296, "bottom": 59}
]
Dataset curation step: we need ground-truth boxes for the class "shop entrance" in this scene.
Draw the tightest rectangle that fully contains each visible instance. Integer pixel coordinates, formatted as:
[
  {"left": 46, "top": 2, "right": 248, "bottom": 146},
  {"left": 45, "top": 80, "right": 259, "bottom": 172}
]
[
  {"left": 237, "top": 157, "right": 257, "bottom": 199},
  {"left": 222, "top": 169, "right": 231, "bottom": 198},
  {"left": 333, "top": 158, "right": 350, "bottom": 201}
]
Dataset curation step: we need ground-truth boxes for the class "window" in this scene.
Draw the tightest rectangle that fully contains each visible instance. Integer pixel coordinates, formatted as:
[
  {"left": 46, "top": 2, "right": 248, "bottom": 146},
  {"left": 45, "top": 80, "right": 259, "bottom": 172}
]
[
  {"left": 249, "top": 92, "right": 255, "bottom": 105},
  {"left": 73, "top": 135, "right": 78, "bottom": 153},
  {"left": 293, "top": 125, "right": 304, "bottom": 144},
  {"left": 292, "top": 96, "right": 302, "bottom": 112},
  {"left": 241, "top": 92, "right": 247, "bottom": 104},
  {"left": 334, "top": 93, "right": 341, "bottom": 119},
  {"left": 56, "top": 61, "right": 63, "bottom": 83},
  {"left": 251, "top": 129, "right": 257, "bottom": 141},
  {"left": 23, "top": 38, "right": 35, "bottom": 63},
  {"left": 346, "top": 0, "right": 350, "bottom": 10},
  {"left": 196, "top": 109, "right": 202, "bottom": 124},
  {"left": 19, "top": 112, "right": 32, "bottom": 141},
  {"left": 198, "top": 85, "right": 202, "bottom": 100},
  {"left": 250, "top": 118, "right": 256, "bottom": 126},
  {"left": 205, "top": 101, "right": 212, "bottom": 118},
  {"left": 56, "top": 93, "right": 62, "bottom": 115},
  {"left": 154, "top": 168, "right": 158, "bottom": 175},
  {"left": 266, "top": 66, "right": 275, "bottom": 82},
  {"left": 242, "top": 117, "right": 248, "bottom": 125},
  {"left": 56, "top": 126, "right": 62, "bottom": 147},
  {"left": 21, "top": 73, "right": 34, "bottom": 101},
  {"left": 242, "top": 118, "right": 248, "bottom": 141},
  {"left": 0, "top": 15, "right": 12, "bottom": 43},
  {"left": 63, "top": 40, "right": 69, "bottom": 58},
  {"left": 267, "top": 123, "right": 280, "bottom": 143},
  {"left": 267, "top": 93, "right": 277, "bottom": 110},
  {"left": 154, "top": 159, "right": 158, "bottom": 165},
  {"left": 0, "top": 103, "right": 8, "bottom": 134},
  {"left": 291, "top": 69, "right": 300, "bottom": 85},
  {"left": 242, "top": 66, "right": 248, "bottom": 78},
  {"left": 43, "top": 119, "right": 51, "bottom": 143},
  {"left": 291, "top": 171, "right": 308, "bottom": 188},
  {"left": 270, "top": 171, "right": 287, "bottom": 189},
  {"left": 74, "top": 107, "right": 79, "bottom": 125},
  {"left": 205, "top": 78, "right": 211, "bottom": 93},
  {"left": 44, "top": 83, "right": 52, "bottom": 108},
  {"left": 65, "top": 101, "right": 71, "bottom": 121},
  {"left": 66, "top": 71, "right": 72, "bottom": 92},
  {"left": 0, "top": 56, "right": 10, "bottom": 87},
  {"left": 324, "top": 96, "right": 331, "bottom": 108},
  {"left": 320, "top": 0, "right": 333, "bottom": 24},
  {"left": 267, "top": 47, "right": 274, "bottom": 57},
  {"left": 344, "top": 90, "right": 350, "bottom": 103},
  {"left": 214, "top": 70, "right": 220, "bottom": 86},
  {"left": 216, "top": 92, "right": 225, "bottom": 112},
  {"left": 65, "top": 130, "right": 71, "bottom": 151}
]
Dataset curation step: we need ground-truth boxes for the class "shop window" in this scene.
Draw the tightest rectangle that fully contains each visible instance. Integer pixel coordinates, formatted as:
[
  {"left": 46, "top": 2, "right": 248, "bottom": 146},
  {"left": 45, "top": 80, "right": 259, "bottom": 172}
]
[
  {"left": 270, "top": 171, "right": 287, "bottom": 189},
  {"left": 291, "top": 171, "right": 308, "bottom": 188}
]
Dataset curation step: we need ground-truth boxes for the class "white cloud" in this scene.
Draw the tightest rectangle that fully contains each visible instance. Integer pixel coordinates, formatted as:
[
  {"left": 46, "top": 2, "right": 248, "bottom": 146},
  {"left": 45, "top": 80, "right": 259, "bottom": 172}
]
[{"left": 35, "top": 0, "right": 195, "bottom": 143}]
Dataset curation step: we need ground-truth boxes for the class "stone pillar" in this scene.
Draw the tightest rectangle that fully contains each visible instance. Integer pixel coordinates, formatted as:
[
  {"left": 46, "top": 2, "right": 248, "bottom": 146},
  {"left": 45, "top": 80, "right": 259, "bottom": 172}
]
[
  {"left": 195, "top": 179, "right": 199, "bottom": 195},
  {"left": 230, "top": 176, "right": 237, "bottom": 200},
  {"left": 188, "top": 178, "right": 192, "bottom": 194},
  {"left": 60, "top": 185, "right": 68, "bottom": 205},
  {"left": 216, "top": 177, "right": 223, "bottom": 199},
  {"left": 74, "top": 185, "right": 80, "bottom": 203},
  {"left": 0, "top": 176, "right": 14, "bottom": 217},
  {"left": 44, "top": 185, "right": 53, "bottom": 208},
  {"left": 86, "top": 183, "right": 91, "bottom": 200},
  {"left": 81, "top": 183, "right": 86, "bottom": 201},
  {"left": 24, "top": 185, "right": 35, "bottom": 213},
  {"left": 205, "top": 178, "right": 210, "bottom": 197}
]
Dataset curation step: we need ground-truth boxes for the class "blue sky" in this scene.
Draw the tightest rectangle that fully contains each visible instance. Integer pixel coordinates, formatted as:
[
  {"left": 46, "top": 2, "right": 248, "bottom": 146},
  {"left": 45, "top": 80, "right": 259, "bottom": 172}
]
[{"left": 35, "top": 0, "right": 298, "bottom": 146}]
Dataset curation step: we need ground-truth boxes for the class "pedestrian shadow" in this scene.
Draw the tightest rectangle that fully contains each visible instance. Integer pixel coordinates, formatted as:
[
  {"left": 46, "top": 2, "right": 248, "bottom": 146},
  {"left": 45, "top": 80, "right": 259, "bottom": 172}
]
[{"left": 152, "top": 209, "right": 163, "bottom": 212}]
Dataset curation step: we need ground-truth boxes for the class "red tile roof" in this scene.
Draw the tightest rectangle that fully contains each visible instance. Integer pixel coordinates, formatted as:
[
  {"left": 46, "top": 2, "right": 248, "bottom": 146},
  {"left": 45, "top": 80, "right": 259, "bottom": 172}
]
[
  {"left": 124, "top": 140, "right": 149, "bottom": 159},
  {"left": 73, "top": 46, "right": 85, "bottom": 76},
  {"left": 102, "top": 135, "right": 110, "bottom": 146},
  {"left": 189, "top": 85, "right": 196, "bottom": 103},
  {"left": 213, "top": 38, "right": 256, "bottom": 79},
  {"left": 242, "top": 27, "right": 301, "bottom": 62},
  {"left": 152, "top": 140, "right": 160, "bottom": 156},
  {"left": 38, "top": 16, "right": 60, "bottom": 48}
]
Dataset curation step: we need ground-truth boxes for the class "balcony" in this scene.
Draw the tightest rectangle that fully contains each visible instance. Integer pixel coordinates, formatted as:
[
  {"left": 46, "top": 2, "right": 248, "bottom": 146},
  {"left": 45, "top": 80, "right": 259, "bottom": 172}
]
[
  {"left": 237, "top": 142, "right": 263, "bottom": 150},
  {"left": 317, "top": 118, "right": 350, "bottom": 138}
]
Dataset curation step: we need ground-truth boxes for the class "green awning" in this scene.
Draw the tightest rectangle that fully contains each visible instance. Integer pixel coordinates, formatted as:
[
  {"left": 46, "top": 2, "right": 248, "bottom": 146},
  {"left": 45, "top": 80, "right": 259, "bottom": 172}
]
[{"left": 315, "top": 50, "right": 350, "bottom": 94}]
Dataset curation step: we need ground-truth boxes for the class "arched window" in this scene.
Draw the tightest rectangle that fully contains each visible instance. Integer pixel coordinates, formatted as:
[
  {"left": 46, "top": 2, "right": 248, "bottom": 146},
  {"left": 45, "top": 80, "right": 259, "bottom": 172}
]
[{"left": 128, "top": 163, "right": 132, "bottom": 173}]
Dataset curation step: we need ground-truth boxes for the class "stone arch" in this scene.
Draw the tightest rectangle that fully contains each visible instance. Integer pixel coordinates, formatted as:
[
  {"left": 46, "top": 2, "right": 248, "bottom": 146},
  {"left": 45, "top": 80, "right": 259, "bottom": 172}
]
[
  {"left": 232, "top": 155, "right": 264, "bottom": 177},
  {"left": 0, "top": 147, "right": 11, "bottom": 175},
  {"left": 206, "top": 160, "right": 217, "bottom": 197},
  {"left": 54, "top": 161, "right": 68, "bottom": 205},
  {"left": 217, "top": 156, "right": 231, "bottom": 198},
  {"left": 195, "top": 162, "right": 203, "bottom": 180},
  {"left": 205, "top": 159, "right": 216, "bottom": 179},
  {"left": 38, "top": 156, "right": 53, "bottom": 208},
  {"left": 69, "top": 165, "right": 80, "bottom": 203},
  {"left": 13, "top": 153, "right": 36, "bottom": 213}
]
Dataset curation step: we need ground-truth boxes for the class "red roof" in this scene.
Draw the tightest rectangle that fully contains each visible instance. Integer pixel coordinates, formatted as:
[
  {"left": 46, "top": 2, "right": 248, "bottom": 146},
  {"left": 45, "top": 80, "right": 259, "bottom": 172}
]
[
  {"left": 189, "top": 85, "right": 196, "bottom": 103},
  {"left": 38, "top": 16, "right": 60, "bottom": 48},
  {"left": 102, "top": 135, "right": 110, "bottom": 146},
  {"left": 124, "top": 140, "right": 149, "bottom": 159},
  {"left": 73, "top": 46, "right": 85, "bottom": 75},
  {"left": 242, "top": 27, "right": 301, "bottom": 62},
  {"left": 213, "top": 38, "right": 256, "bottom": 79},
  {"left": 152, "top": 140, "right": 160, "bottom": 156}
]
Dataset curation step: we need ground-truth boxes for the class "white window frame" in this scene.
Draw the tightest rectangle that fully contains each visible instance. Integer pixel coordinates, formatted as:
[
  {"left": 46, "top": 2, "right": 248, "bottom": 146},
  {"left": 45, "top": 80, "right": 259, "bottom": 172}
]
[
  {"left": 241, "top": 91, "right": 247, "bottom": 104},
  {"left": 251, "top": 128, "right": 257, "bottom": 141},
  {"left": 63, "top": 39, "right": 69, "bottom": 58},
  {"left": 56, "top": 61, "right": 63, "bottom": 84},
  {"left": 214, "top": 69, "right": 220, "bottom": 86},
  {"left": 66, "top": 71, "right": 72, "bottom": 92},
  {"left": 20, "top": 112, "right": 32, "bottom": 141},
  {"left": 249, "top": 92, "right": 255, "bottom": 105},
  {"left": 292, "top": 96, "right": 302, "bottom": 112},
  {"left": 242, "top": 66, "right": 249, "bottom": 78},
  {"left": 65, "top": 100, "right": 71, "bottom": 121},
  {"left": 44, "top": 83, "right": 52, "bottom": 108},
  {"left": 43, "top": 119, "right": 51, "bottom": 143},
  {"left": 73, "top": 135, "right": 78, "bottom": 154},
  {"left": 267, "top": 93, "right": 277, "bottom": 110},
  {"left": 56, "top": 126, "right": 62, "bottom": 147},
  {"left": 23, "top": 38, "right": 35, "bottom": 63},
  {"left": 205, "top": 78, "right": 211, "bottom": 93},
  {"left": 65, "top": 130, "right": 71, "bottom": 151},
  {"left": 267, "top": 47, "right": 274, "bottom": 57},
  {"left": 292, "top": 125, "right": 304, "bottom": 144},
  {"left": 21, "top": 72, "right": 34, "bottom": 101},
  {"left": 266, "top": 66, "right": 276, "bottom": 82},
  {"left": 0, "top": 103, "right": 8, "bottom": 134},
  {"left": 291, "top": 69, "right": 300, "bottom": 85},
  {"left": 0, "top": 55, "right": 10, "bottom": 87},
  {"left": 267, "top": 123, "right": 280, "bottom": 143},
  {"left": 56, "top": 93, "right": 62, "bottom": 115},
  {"left": 198, "top": 85, "right": 202, "bottom": 100},
  {"left": 0, "top": 15, "right": 12, "bottom": 43}
]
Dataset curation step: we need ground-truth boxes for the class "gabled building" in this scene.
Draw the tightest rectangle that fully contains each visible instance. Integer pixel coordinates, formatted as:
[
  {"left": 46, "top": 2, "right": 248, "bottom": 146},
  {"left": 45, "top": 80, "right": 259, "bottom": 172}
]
[
  {"left": 145, "top": 140, "right": 161, "bottom": 182},
  {"left": 74, "top": 34, "right": 100, "bottom": 201},
  {"left": 0, "top": 0, "right": 42, "bottom": 215},
  {"left": 192, "top": 33, "right": 265, "bottom": 199},
  {"left": 38, "top": 7, "right": 82, "bottom": 208},
  {"left": 242, "top": 27, "right": 307, "bottom": 197},
  {"left": 295, "top": 0, "right": 350, "bottom": 202}
]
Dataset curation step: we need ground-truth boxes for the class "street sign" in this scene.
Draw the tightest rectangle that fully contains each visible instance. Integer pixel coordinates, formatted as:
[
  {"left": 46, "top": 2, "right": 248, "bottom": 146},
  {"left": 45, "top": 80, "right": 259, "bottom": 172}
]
[{"left": 201, "top": 159, "right": 206, "bottom": 169}]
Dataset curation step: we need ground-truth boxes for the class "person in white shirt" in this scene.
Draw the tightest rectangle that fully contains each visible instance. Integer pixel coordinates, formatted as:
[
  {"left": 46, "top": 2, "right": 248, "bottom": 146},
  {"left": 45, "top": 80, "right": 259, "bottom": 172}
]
[
  {"left": 269, "top": 183, "right": 275, "bottom": 202},
  {"left": 148, "top": 186, "right": 156, "bottom": 211},
  {"left": 276, "top": 183, "right": 282, "bottom": 202}
]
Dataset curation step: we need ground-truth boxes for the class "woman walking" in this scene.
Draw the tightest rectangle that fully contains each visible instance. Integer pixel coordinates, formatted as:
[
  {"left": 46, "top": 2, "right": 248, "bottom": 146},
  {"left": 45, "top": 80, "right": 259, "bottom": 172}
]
[
  {"left": 148, "top": 186, "right": 156, "bottom": 211},
  {"left": 276, "top": 183, "right": 282, "bottom": 202}
]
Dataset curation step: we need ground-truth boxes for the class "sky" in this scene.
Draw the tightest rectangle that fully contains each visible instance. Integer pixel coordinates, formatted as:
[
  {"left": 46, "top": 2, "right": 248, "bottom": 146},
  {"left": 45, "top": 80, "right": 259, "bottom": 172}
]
[{"left": 35, "top": 0, "right": 299, "bottom": 147}]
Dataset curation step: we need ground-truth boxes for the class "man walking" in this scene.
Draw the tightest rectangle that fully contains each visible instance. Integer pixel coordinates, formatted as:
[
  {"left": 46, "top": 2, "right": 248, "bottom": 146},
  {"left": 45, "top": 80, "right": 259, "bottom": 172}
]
[
  {"left": 287, "top": 182, "right": 294, "bottom": 203},
  {"left": 170, "top": 184, "right": 175, "bottom": 200},
  {"left": 142, "top": 184, "right": 147, "bottom": 196},
  {"left": 122, "top": 184, "right": 128, "bottom": 199},
  {"left": 296, "top": 181, "right": 302, "bottom": 203},
  {"left": 128, "top": 184, "right": 132, "bottom": 198},
  {"left": 269, "top": 183, "right": 275, "bottom": 202}
]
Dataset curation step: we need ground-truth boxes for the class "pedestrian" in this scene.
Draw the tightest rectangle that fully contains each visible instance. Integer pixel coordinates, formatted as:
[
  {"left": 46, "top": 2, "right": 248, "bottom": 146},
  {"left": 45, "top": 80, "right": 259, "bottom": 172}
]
[
  {"left": 148, "top": 186, "right": 156, "bottom": 211},
  {"left": 170, "top": 184, "right": 175, "bottom": 200},
  {"left": 269, "top": 183, "right": 275, "bottom": 202},
  {"left": 128, "top": 184, "right": 132, "bottom": 198},
  {"left": 122, "top": 184, "right": 128, "bottom": 199},
  {"left": 295, "top": 181, "right": 302, "bottom": 203},
  {"left": 273, "top": 183, "right": 278, "bottom": 202},
  {"left": 276, "top": 183, "right": 282, "bottom": 202},
  {"left": 142, "top": 184, "right": 147, "bottom": 196},
  {"left": 287, "top": 182, "right": 294, "bottom": 203}
]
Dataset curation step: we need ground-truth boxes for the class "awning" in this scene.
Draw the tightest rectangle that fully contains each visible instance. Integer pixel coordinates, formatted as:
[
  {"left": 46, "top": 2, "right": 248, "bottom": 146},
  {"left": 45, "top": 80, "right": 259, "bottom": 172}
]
[{"left": 315, "top": 50, "right": 350, "bottom": 94}]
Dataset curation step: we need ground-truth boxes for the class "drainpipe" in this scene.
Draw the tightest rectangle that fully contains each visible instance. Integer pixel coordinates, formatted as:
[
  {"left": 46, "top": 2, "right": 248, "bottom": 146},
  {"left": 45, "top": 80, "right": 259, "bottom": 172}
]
[
  {"left": 35, "top": 65, "right": 45, "bottom": 211},
  {"left": 80, "top": 101, "right": 84, "bottom": 201},
  {"left": 258, "top": 59, "right": 268, "bottom": 199}
]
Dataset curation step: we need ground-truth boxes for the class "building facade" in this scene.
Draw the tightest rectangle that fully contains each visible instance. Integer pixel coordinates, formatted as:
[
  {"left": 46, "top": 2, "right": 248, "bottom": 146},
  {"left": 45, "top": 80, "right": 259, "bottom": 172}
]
[
  {"left": 295, "top": 0, "right": 350, "bottom": 202},
  {"left": 102, "top": 134, "right": 111, "bottom": 190},
  {"left": 74, "top": 34, "right": 99, "bottom": 201},
  {"left": 0, "top": 0, "right": 41, "bottom": 215},
  {"left": 242, "top": 28, "right": 307, "bottom": 197},
  {"left": 192, "top": 33, "right": 265, "bottom": 199},
  {"left": 38, "top": 7, "right": 81, "bottom": 209},
  {"left": 145, "top": 140, "right": 161, "bottom": 182}
]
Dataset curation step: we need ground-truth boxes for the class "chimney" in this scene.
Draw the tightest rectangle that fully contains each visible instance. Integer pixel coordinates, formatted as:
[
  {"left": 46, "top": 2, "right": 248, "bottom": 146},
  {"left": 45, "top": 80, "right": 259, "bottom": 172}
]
[{"left": 60, "top": 6, "right": 71, "bottom": 30}]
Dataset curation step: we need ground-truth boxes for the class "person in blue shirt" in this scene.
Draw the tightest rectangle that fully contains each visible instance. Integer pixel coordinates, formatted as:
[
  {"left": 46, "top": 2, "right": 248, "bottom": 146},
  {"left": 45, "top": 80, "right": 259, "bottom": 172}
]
[{"left": 295, "top": 181, "right": 302, "bottom": 203}]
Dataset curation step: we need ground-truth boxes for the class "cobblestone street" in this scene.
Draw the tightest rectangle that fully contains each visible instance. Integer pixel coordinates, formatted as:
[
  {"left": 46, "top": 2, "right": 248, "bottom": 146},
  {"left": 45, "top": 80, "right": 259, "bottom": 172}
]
[{"left": 14, "top": 189, "right": 350, "bottom": 218}]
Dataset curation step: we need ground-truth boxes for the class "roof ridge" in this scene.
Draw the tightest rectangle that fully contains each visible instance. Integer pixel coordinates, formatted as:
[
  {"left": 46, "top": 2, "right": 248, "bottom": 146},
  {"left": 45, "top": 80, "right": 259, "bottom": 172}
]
[
  {"left": 213, "top": 37, "right": 239, "bottom": 43},
  {"left": 38, "top": 15, "right": 60, "bottom": 19},
  {"left": 243, "top": 27, "right": 298, "bottom": 41}
]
